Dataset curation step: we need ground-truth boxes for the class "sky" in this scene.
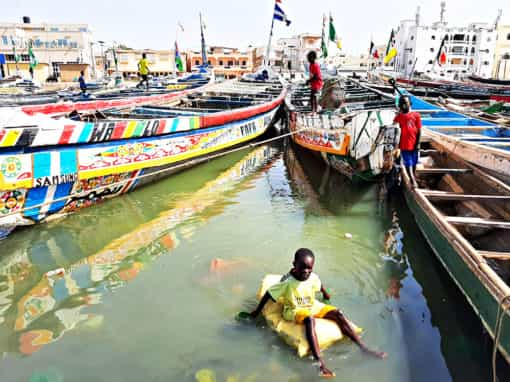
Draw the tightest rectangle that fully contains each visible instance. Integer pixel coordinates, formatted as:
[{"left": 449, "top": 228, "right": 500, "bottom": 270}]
[{"left": 2, "top": 0, "right": 509, "bottom": 54}]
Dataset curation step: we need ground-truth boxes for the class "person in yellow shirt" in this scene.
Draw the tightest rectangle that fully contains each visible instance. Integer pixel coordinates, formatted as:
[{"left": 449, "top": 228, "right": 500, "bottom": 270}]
[
  {"left": 137, "top": 53, "right": 150, "bottom": 90},
  {"left": 250, "top": 248, "right": 387, "bottom": 378}
]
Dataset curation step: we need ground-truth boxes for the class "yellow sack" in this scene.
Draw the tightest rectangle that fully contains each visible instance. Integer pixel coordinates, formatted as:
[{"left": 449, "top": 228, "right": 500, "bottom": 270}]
[{"left": 256, "top": 274, "right": 362, "bottom": 358}]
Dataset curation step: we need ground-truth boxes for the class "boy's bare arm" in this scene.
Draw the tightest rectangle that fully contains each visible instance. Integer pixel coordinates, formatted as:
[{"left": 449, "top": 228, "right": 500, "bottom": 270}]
[
  {"left": 250, "top": 291, "right": 274, "bottom": 317},
  {"left": 320, "top": 285, "right": 331, "bottom": 301}
]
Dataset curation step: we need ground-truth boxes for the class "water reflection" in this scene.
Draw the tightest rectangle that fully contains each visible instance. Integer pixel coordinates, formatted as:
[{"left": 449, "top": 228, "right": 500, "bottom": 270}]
[{"left": 0, "top": 145, "right": 280, "bottom": 357}]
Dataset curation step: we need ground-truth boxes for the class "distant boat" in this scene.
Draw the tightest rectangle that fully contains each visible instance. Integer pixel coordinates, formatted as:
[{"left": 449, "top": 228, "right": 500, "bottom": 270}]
[{"left": 402, "top": 136, "right": 510, "bottom": 364}]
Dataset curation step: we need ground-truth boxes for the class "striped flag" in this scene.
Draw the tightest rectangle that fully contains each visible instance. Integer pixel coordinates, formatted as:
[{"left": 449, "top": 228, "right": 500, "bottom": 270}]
[
  {"left": 436, "top": 35, "right": 447, "bottom": 66},
  {"left": 28, "top": 40, "right": 38, "bottom": 69},
  {"left": 369, "top": 41, "right": 379, "bottom": 59},
  {"left": 175, "top": 41, "right": 184, "bottom": 72},
  {"left": 329, "top": 14, "right": 342, "bottom": 49},
  {"left": 273, "top": 2, "right": 291, "bottom": 26},
  {"left": 383, "top": 29, "right": 397, "bottom": 65}
]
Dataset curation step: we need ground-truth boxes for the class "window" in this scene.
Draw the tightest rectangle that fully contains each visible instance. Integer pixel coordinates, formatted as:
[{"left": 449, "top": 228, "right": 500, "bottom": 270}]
[
  {"left": 410, "top": 36, "right": 414, "bottom": 40},
  {"left": 507, "top": 33, "right": 510, "bottom": 40},
  {"left": 79, "top": 27, "right": 88, "bottom": 32},
  {"left": 428, "top": 60, "right": 433, "bottom": 64},
  {"left": 471, "top": 47, "right": 475, "bottom": 54},
  {"left": 195, "top": 60, "right": 200, "bottom": 66},
  {"left": 483, "top": 61, "right": 489, "bottom": 65},
  {"left": 453, "top": 34, "right": 465, "bottom": 41},
  {"left": 242, "top": 60, "right": 246, "bottom": 66},
  {"left": 472, "top": 35, "right": 477, "bottom": 43},
  {"left": 228, "top": 60, "right": 234, "bottom": 66},
  {"left": 219, "top": 60, "right": 223, "bottom": 66},
  {"left": 50, "top": 27, "right": 59, "bottom": 32},
  {"left": 408, "top": 60, "right": 413, "bottom": 65},
  {"left": 70, "top": 42, "right": 78, "bottom": 48},
  {"left": 207, "top": 60, "right": 212, "bottom": 65},
  {"left": 430, "top": 48, "right": 434, "bottom": 52},
  {"left": 2, "top": 36, "right": 8, "bottom": 45},
  {"left": 431, "top": 35, "right": 436, "bottom": 40}
]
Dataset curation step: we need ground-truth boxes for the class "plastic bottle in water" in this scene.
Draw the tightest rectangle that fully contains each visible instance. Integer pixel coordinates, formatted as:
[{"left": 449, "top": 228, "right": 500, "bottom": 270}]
[{"left": 45, "top": 268, "right": 65, "bottom": 278}]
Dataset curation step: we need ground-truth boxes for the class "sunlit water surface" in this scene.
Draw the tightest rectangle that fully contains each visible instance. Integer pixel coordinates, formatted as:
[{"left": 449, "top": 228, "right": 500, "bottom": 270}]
[{"left": 0, "top": 143, "right": 500, "bottom": 381}]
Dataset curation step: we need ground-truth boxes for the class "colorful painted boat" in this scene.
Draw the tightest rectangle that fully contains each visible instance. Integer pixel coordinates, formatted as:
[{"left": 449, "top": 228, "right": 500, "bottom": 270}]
[
  {"left": 6, "top": 73, "right": 214, "bottom": 117},
  {"left": 0, "top": 79, "right": 286, "bottom": 239},
  {"left": 0, "top": 144, "right": 279, "bottom": 355},
  {"left": 287, "top": 80, "right": 400, "bottom": 181},
  {"left": 401, "top": 137, "right": 510, "bottom": 363},
  {"left": 406, "top": 94, "right": 510, "bottom": 183}
]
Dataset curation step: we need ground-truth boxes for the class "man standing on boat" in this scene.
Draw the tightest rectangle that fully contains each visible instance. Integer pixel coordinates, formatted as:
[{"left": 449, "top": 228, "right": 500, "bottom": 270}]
[
  {"left": 394, "top": 96, "right": 421, "bottom": 188},
  {"left": 305, "top": 51, "right": 323, "bottom": 114},
  {"left": 78, "top": 70, "right": 87, "bottom": 96},
  {"left": 137, "top": 53, "right": 150, "bottom": 90}
]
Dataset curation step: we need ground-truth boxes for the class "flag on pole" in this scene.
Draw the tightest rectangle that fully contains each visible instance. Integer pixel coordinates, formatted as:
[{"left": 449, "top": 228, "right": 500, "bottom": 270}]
[
  {"left": 383, "top": 30, "right": 397, "bottom": 64},
  {"left": 273, "top": 2, "right": 291, "bottom": 26},
  {"left": 436, "top": 35, "right": 447, "bottom": 66},
  {"left": 11, "top": 37, "right": 20, "bottom": 64},
  {"left": 175, "top": 41, "right": 184, "bottom": 72},
  {"left": 369, "top": 41, "right": 379, "bottom": 59},
  {"left": 178, "top": 22, "right": 184, "bottom": 32},
  {"left": 28, "top": 39, "right": 38, "bottom": 69},
  {"left": 321, "top": 14, "right": 328, "bottom": 58},
  {"left": 329, "top": 14, "right": 342, "bottom": 49}
]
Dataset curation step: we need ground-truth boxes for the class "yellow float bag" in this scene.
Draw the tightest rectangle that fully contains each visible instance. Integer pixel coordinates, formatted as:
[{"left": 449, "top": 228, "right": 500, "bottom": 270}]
[{"left": 256, "top": 274, "right": 363, "bottom": 358}]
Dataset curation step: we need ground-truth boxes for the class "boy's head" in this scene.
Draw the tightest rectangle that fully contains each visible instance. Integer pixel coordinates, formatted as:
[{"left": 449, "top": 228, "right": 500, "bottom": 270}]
[
  {"left": 292, "top": 248, "right": 315, "bottom": 281},
  {"left": 80, "top": 70, "right": 84, "bottom": 76},
  {"left": 307, "top": 51, "right": 317, "bottom": 64},
  {"left": 142, "top": 53, "right": 147, "bottom": 59},
  {"left": 398, "top": 96, "right": 411, "bottom": 114}
]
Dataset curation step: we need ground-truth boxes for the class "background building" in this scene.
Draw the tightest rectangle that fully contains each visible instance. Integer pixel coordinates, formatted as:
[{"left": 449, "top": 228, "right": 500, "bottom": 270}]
[
  {"left": 393, "top": 6, "right": 499, "bottom": 79},
  {"left": 493, "top": 24, "right": 510, "bottom": 79},
  {"left": 187, "top": 46, "right": 253, "bottom": 79},
  {"left": 104, "top": 48, "right": 185, "bottom": 79},
  {"left": 0, "top": 17, "right": 93, "bottom": 82}
]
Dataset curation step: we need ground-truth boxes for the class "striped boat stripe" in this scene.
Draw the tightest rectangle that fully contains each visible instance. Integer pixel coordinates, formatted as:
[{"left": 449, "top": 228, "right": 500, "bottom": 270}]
[
  {"left": 60, "top": 151, "right": 77, "bottom": 174},
  {"left": 171, "top": 118, "right": 179, "bottom": 132},
  {"left": 59, "top": 125, "right": 75, "bottom": 144},
  {"left": 78, "top": 123, "right": 94, "bottom": 143},
  {"left": 123, "top": 121, "right": 137, "bottom": 138},
  {"left": 0, "top": 130, "right": 22, "bottom": 147},
  {"left": 133, "top": 121, "right": 146, "bottom": 137},
  {"left": 33, "top": 152, "right": 52, "bottom": 179},
  {"left": 16, "top": 128, "right": 37, "bottom": 147},
  {"left": 112, "top": 121, "right": 127, "bottom": 139},
  {"left": 157, "top": 120, "right": 167, "bottom": 135}
]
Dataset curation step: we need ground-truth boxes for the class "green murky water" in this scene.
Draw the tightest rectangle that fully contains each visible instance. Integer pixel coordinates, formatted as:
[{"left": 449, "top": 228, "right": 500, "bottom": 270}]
[{"left": 0, "top": 142, "right": 502, "bottom": 381}]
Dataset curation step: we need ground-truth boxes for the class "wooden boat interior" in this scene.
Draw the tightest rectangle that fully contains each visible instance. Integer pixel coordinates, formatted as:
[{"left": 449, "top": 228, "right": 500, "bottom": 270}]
[{"left": 415, "top": 142, "right": 510, "bottom": 283}]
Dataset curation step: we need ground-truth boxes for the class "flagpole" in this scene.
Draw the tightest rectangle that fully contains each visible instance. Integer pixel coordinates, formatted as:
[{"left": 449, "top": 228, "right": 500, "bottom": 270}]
[{"left": 265, "top": 13, "right": 275, "bottom": 67}]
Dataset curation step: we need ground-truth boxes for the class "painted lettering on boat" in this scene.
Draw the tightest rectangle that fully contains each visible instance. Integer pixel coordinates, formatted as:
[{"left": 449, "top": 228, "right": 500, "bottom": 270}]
[
  {"left": 35, "top": 174, "right": 78, "bottom": 187},
  {"left": 89, "top": 120, "right": 161, "bottom": 143}
]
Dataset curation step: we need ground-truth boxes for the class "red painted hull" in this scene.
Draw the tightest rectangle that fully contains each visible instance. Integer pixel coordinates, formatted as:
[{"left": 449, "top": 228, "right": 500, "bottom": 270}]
[{"left": 21, "top": 82, "right": 212, "bottom": 116}]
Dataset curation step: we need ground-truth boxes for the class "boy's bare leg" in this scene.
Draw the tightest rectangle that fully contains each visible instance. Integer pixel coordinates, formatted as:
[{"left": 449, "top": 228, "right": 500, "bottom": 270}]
[
  {"left": 407, "top": 166, "right": 418, "bottom": 188},
  {"left": 303, "top": 316, "right": 334, "bottom": 377},
  {"left": 323, "top": 310, "right": 387, "bottom": 359}
]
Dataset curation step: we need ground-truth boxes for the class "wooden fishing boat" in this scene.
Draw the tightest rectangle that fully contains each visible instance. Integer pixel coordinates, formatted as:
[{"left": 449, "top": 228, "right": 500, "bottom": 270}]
[
  {"left": 2, "top": 73, "right": 214, "bottom": 116},
  {"left": 0, "top": 78, "right": 286, "bottom": 239},
  {"left": 406, "top": 94, "right": 510, "bottom": 183},
  {"left": 401, "top": 137, "right": 510, "bottom": 363},
  {"left": 287, "top": 79, "right": 400, "bottom": 181}
]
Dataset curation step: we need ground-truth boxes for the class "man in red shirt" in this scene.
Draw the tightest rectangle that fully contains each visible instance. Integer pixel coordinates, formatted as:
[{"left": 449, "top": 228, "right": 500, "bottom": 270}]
[
  {"left": 394, "top": 96, "right": 422, "bottom": 188},
  {"left": 306, "top": 51, "right": 323, "bottom": 114}
]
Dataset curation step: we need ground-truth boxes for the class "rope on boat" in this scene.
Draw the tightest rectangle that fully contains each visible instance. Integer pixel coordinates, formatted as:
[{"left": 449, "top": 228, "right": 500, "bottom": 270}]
[
  {"left": 0, "top": 126, "right": 305, "bottom": 220},
  {"left": 492, "top": 295, "right": 510, "bottom": 382}
]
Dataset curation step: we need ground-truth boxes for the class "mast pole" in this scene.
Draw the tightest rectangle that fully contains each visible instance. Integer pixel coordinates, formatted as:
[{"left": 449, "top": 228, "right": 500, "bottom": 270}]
[{"left": 265, "top": 13, "right": 275, "bottom": 67}]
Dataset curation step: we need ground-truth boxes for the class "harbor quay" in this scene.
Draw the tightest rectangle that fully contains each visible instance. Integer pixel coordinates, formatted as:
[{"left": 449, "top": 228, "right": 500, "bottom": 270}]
[{"left": 0, "top": 1, "right": 509, "bottom": 381}]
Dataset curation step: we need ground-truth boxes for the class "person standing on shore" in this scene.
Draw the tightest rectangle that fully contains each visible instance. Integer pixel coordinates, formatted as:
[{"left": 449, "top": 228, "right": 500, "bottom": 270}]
[
  {"left": 137, "top": 53, "right": 150, "bottom": 90},
  {"left": 78, "top": 70, "right": 87, "bottom": 95},
  {"left": 306, "top": 51, "right": 323, "bottom": 114}
]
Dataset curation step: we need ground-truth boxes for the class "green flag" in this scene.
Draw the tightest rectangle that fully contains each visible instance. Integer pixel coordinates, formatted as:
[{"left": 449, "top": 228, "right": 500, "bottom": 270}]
[
  {"left": 28, "top": 40, "right": 38, "bottom": 69},
  {"left": 11, "top": 37, "right": 20, "bottom": 64},
  {"left": 321, "top": 15, "right": 328, "bottom": 58},
  {"left": 329, "top": 15, "right": 342, "bottom": 49},
  {"left": 175, "top": 41, "right": 184, "bottom": 72}
]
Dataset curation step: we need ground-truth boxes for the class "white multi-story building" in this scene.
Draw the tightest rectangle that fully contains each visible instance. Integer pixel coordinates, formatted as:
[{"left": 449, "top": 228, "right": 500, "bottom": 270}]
[
  {"left": 393, "top": 7, "right": 499, "bottom": 79},
  {"left": 0, "top": 17, "right": 94, "bottom": 82}
]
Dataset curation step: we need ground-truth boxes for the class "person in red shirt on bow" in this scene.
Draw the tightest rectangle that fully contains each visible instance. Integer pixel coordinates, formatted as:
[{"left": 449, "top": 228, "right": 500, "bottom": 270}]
[
  {"left": 306, "top": 51, "right": 323, "bottom": 114},
  {"left": 394, "top": 96, "right": 422, "bottom": 188}
]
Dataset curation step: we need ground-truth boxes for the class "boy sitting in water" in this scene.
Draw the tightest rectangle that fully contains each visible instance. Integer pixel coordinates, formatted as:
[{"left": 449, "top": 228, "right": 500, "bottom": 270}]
[{"left": 250, "top": 248, "right": 386, "bottom": 378}]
